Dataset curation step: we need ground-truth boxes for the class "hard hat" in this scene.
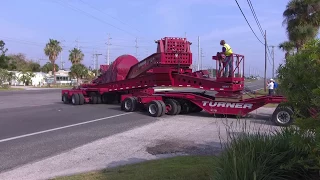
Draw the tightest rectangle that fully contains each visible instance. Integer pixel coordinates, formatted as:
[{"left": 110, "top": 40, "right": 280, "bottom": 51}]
[{"left": 270, "top": 78, "right": 274, "bottom": 81}]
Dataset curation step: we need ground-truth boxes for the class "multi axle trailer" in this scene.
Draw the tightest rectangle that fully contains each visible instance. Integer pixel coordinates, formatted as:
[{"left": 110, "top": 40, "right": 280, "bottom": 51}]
[{"left": 61, "top": 37, "right": 294, "bottom": 126}]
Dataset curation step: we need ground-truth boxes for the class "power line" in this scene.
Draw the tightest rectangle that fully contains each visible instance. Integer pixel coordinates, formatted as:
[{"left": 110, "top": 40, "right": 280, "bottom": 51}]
[
  {"left": 78, "top": 0, "right": 140, "bottom": 33},
  {"left": 245, "top": 0, "right": 273, "bottom": 63},
  {"left": 53, "top": 0, "right": 137, "bottom": 37},
  {"left": 234, "top": 0, "right": 264, "bottom": 45},
  {"left": 246, "top": 0, "right": 264, "bottom": 38}
]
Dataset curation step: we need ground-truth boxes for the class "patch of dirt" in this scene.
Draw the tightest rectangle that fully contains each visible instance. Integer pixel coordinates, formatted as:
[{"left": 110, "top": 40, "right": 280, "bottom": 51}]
[{"left": 146, "top": 140, "right": 222, "bottom": 156}]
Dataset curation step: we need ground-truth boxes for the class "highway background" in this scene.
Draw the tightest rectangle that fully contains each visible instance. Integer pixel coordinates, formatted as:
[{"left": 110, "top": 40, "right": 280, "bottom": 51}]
[{"left": 0, "top": 79, "right": 264, "bottom": 173}]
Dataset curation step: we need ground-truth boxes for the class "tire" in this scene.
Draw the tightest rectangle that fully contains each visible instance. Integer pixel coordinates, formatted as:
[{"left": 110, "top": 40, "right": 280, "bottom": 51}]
[
  {"left": 101, "top": 93, "right": 109, "bottom": 104},
  {"left": 190, "top": 103, "right": 202, "bottom": 113},
  {"left": 78, "top": 93, "right": 85, "bottom": 105},
  {"left": 121, "top": 97, "right": 137, "bottom": 112},
  {"left": 62, "top": 93, "right": 69, "bottom": 104},
  {"left": 158, "top": 100, "right": 166, "bottom": 116},
  {"left": 179, "top": 100, "right": 190, "bottom": 114},
  {"left": 271, "top": 106, "right": 294, "bottom": 126},
  {"left": 164, "top": 98, "right": 179, "bottom": 115},
  {"left": 91, "top": 96, "right": 98, "bottom": 104},
  {"left": 71, "top": 93, "right": 80, "bottom": 105},
  {"left": 174, "top": 99, "right": 181, "bottom": 115},
  {"left": 96, "top": 95, "right": 102, "bottom": 104},
  {"left": 147, "top": 100, "right": 163, "bottom": 117}
]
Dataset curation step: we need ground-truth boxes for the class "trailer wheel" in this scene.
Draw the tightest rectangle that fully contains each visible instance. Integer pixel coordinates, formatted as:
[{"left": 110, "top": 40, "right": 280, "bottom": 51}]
[
  {"left": 91, "top": 96, "right": 98, "bottom": 104},
  {"left": 79, "top": 93, "right": 85, "bottom": 105},
  {"left": 147, "top": 100, "right": 163, "bottom": 117},
  {"left": 272, "top": 106, "right": 294, "bottom": 126},
  {"left": 164, "top": 99, "right": 180, "bottom": 115},
  {"left": 180, "top": 101, "right": 190, "bottom": 114},
  {"left": 158, "top": 100, "right": 166, "bottom": 116},
  {"left": 97, "top": 95, "right": 102, "bottom": 104},
  {"left": 71, "top": 93, "right": 80, "bottom": 105},
  {"left": 122, "top": 97, "right": 137, "bottom": 112},
  {"left": 62, "top": 93, "right": 69, "bottom": 104},
  {"left": 190, "top": 103, "right": 202, "bottom": 113}
]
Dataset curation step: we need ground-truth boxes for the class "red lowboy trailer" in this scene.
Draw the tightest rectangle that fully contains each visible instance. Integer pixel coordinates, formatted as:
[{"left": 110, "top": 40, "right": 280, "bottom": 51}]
[{"left": 61, "top": 37, "right": 294, "bottom": 126}]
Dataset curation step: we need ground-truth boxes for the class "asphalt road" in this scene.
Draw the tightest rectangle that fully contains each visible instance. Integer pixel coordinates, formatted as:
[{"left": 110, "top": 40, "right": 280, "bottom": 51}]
[
  {"left": 245, "top": 79, "right": 265, "bottom": 91},
  {"left": 0, "top": 89, "right": 154, "bottom": 173}
]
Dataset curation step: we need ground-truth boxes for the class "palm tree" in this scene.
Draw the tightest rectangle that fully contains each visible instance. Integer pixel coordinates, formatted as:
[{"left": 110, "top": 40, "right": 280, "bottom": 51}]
[
  {"left": 44, "top": 39, "right": 62, "bottom": 84},
  {"left": 282, "top": 0, "right": 320, "bottom": 51},
  {"left": 69, "top": 63, "right": 88, "bottom": 85},
  {"left": 69, "top": 48, "right": 84, "bottom": 65},
  {"left": 279, "top": 41, "right": 295, "bottom": 58}
]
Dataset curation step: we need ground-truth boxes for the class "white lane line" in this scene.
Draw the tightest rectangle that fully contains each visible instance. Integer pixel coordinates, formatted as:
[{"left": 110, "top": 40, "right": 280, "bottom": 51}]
[{"left": 0, "top": 112, "right": 133, "bottom": 143}]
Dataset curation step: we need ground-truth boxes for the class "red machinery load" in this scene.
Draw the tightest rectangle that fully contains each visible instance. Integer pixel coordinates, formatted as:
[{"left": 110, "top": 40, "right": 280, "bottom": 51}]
[
  {"left": 61, "top": 37, "right": 294, "bottom": 127},
  {"left": 100, "top": 54, "right": 139, "bottom": 83}
]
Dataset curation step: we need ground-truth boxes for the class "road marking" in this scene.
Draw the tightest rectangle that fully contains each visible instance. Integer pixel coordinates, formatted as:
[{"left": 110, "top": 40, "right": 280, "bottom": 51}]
[{"left": 0, "top": 112, "right": 133, "bottom": 143}]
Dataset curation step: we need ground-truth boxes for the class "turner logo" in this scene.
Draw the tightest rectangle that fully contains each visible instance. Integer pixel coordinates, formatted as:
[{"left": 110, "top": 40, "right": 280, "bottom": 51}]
[{"left": 202, "top": 101, "right": 253, "bottom": 109}]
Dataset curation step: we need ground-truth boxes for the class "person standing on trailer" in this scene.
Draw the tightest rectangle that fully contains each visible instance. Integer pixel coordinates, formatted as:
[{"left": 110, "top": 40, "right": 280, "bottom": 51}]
[
  {"left": 267, "top": 79, "right": 275, "bottom": 96},
  {"left": 220, "top": 40, "right": 233, "bottom": 77}
]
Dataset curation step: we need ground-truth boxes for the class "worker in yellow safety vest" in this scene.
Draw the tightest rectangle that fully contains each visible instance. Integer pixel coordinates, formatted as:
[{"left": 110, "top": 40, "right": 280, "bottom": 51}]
[{"left": 220, "top": 40, "right": 233, "bottom": 77}]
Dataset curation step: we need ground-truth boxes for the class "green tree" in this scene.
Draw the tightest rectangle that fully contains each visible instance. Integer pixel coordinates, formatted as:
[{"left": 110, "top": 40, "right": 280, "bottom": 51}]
[
  {"left": 6, "top": 53, "right": 41, "bottom": 72},
  {"left": 281, "top": 0, "right": 320, "bottom": 51},
  {"left": 28, "top": 61, "right": 41, "bottom": 72},
  {"left": 69, "top": 63, "right": 88, "bottom": 85},
  {"left": 19, "top": 71, "right": 35, "bottom": 86},
  {"left": 41, "top": 62, "right": 59, "bottom": 73},
  {"left": 0, "top": 40, "right": 9, "bottom": 69},
  {"left": 278, "top": 41, "right": 295, "bottom": 58},
  {"left": 44, "top": 39, "right": 62, "bottom": 84},
  {"left": 277, "top": 39, "right": 320, "bottom": 176},
  {"left": 68, "top": 48, "right": 84, "bottom": 65},
  {"left": 0, "top": 68, "right": 9, "bottom": 87}
]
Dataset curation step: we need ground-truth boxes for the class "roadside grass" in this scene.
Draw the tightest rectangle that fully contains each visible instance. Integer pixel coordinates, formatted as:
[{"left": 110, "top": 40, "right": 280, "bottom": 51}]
[
  {"left": 0, "top": 87, "right": 24, "bottom": 91},
  {"left": 212, "top": 126, "right": 317, "bottom": 180},
  {"left": 53, "top": 155, "right": 217, "bottom": 180},
  {"left": 244, "top": 78, "right": 257, "bottom": 83},
  {"left": 33, "top": 85, "right": 73, "bottom": 88}
]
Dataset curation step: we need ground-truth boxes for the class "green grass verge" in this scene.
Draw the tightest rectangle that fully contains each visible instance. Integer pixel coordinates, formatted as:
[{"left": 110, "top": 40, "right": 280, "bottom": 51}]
[
  {"left": 0, "top": 88, "right": 25, "bottom": 91},
  {"left": 53, "top": 156, "right": 217, "bottom": 180}
]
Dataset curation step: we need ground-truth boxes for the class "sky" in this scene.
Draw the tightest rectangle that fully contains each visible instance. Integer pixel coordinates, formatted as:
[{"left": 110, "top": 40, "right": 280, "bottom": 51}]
[{"left": 0, "top": 0, "right": 290, "bottom": 77}]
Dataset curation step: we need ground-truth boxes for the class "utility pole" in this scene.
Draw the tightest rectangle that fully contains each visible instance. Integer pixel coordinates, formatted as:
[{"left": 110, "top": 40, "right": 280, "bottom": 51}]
[
  {"left": 271, "top": 45, "right": 275, "bottom": 79},
  {"left": 135, "top": 38, "right": 138, "bottom": 59},
  {"left": 93, "top": 51, "right": 102, "bottom": 77},
  {"left": 264, "top": 30, "right": 267, "bottom": 92},
  {"left": 60, "top": 40, "right": 65, "bottom": 70},
  {"left": 197, "top": 36, "right": 200, "bottom": 71},
  {"left": 200, "top": 48, "right": 204, "bottom": 70},
  {"left": 106, "top": 34, "right": 112, "bottom": 65}
]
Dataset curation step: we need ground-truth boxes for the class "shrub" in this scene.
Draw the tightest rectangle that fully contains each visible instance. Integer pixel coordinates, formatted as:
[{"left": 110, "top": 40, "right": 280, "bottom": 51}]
[{"left": 212, "top": 127, "right": 319, "bottom": 180}]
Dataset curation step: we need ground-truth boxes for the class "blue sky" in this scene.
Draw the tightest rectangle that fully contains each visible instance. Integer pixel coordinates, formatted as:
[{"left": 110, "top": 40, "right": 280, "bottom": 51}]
[{"left": 0, "top": 0, "right": 289, "bottom": 77}]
